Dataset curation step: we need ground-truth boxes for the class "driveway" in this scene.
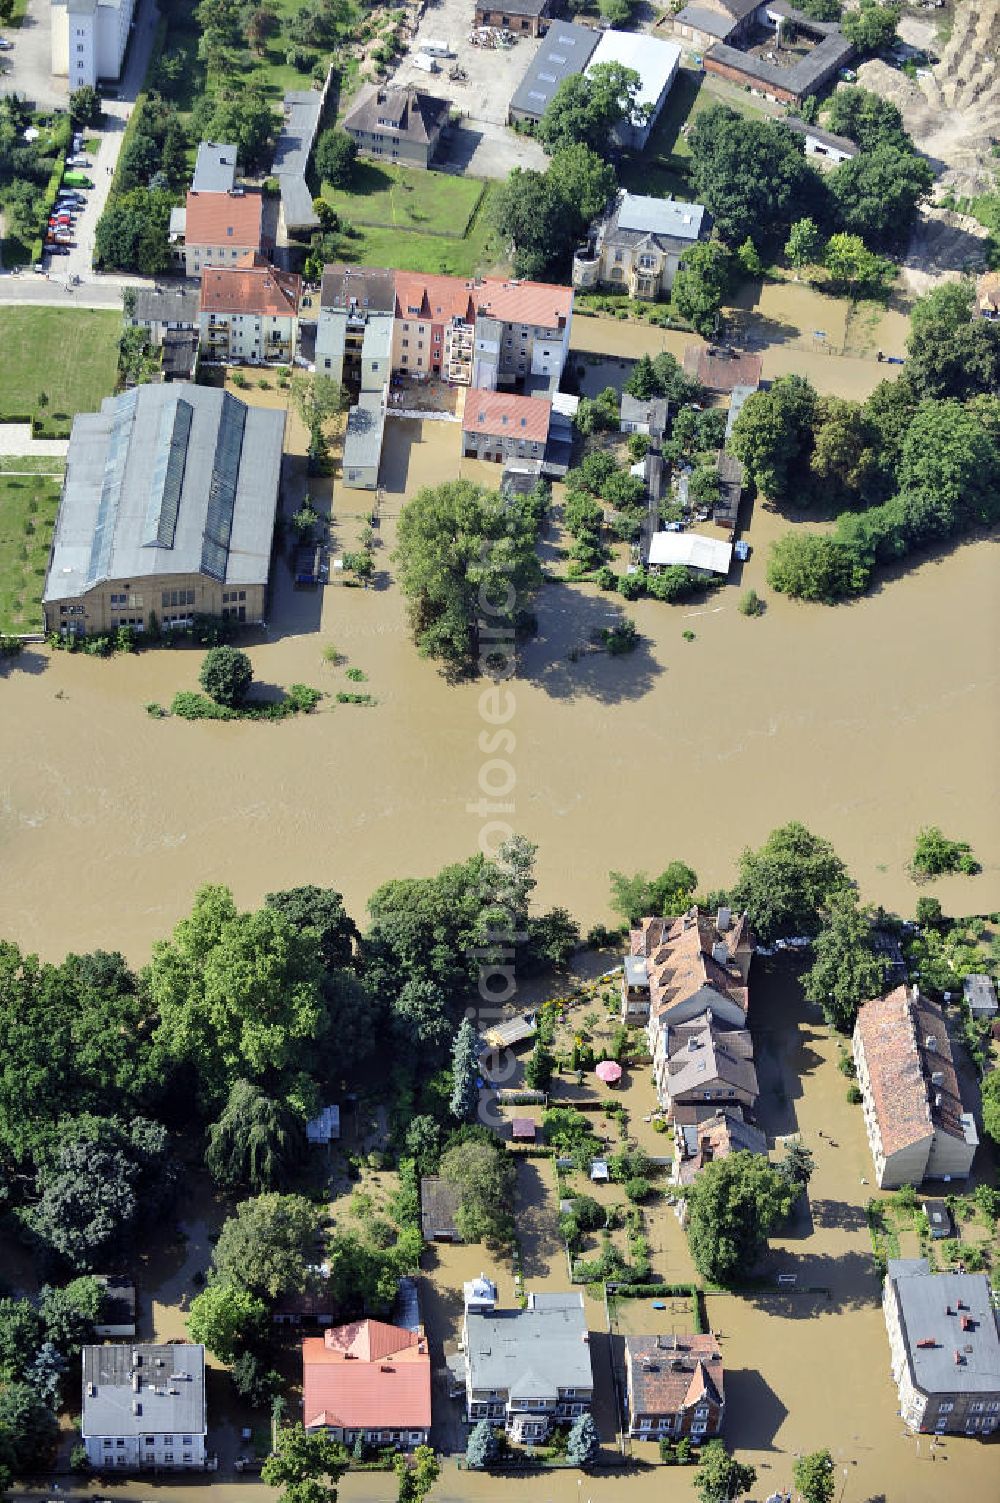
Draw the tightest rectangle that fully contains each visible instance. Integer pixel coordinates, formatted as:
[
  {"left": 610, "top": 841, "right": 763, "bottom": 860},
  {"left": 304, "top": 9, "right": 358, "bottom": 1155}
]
[{"left": 1, "top": 0, "right": 66, "bottom": 112}]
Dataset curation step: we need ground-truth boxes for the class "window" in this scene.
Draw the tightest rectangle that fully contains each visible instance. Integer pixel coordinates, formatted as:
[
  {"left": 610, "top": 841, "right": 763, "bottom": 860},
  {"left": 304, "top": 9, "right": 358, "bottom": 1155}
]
[
  {"left": 937, "top": 1402, "right": 954, "bottom": 1415},
  {"left": 103, "top": 1440, "right": 113, "bottom": 1449},
  {"left": 402, "top": 338, "right": 409, "bottom": 347},
  {"left": 145, "top": 1437, "right": 154, "bottom": 1445},
  {"left": 116, "top": 1440, "right": 125, "bottom": 1448}
]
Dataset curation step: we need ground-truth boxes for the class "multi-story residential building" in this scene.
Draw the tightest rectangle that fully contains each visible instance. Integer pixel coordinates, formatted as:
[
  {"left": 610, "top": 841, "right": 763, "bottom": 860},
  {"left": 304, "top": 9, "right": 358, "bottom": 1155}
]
[
  {"left": 315, "top": 265, "right": 397, "bottom": 390},
  {"left": 302, "top": 1320, "right": 431, "bottom": 1449},
  {"left": 573, "top": 192, "right": 709, "bottom": 300},
  {"left": 624, "top": 1334, "right": 725, "bottom": 1441},
  {"left": 461, "top": 391, "right": 551, "bottom": 465},
  {"left": 81, "top": 1343, "right": 207, "bottom": 1471},
  {"left": 656, "top": 1014, "right": 758, "bottom": 1118},
  {"left": 463, "top": 1291, "right": 594, "bottom": 1441},
  {"left": 130, "top": 287, "right": 200, "bottom": 347},
  {"left": 342, "top": 86, "right": 450, "bottom": 169},
  {"left": 623, "top": 906, "right": 753, "bottom": 1028},
  {"left": 853, "top": 986, "right": 979, "bottom": 1190},
  {"left": 316, "top": 268, "right": 573, "bottom": 391},
  {"left": 671, "top": 1108, "right": 768, "bottom": 1205},
  {"left": 199, "top": 254, "right": 302, "bottom": 365},
  {"left": 882, "top": 1259, "right": 1000, "bottom": 1437},
  {"left": 179, "top": 188, "right": 265, "bottom": 279},
  {"left": 43, "top": 384, "right": 285, "bottom": 635},
  {"left": 52, "top": 0, "right": 135, "bottom": 90}
]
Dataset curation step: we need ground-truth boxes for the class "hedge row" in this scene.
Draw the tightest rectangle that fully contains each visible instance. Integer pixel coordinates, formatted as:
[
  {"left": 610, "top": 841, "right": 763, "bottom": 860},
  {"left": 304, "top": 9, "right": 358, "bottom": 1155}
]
[
  {"left": 30, "top": 116, "right": 72, "bottom": 264},
  {"left": 608, "top": 1282, "right": 707, "bottom": 1333}
]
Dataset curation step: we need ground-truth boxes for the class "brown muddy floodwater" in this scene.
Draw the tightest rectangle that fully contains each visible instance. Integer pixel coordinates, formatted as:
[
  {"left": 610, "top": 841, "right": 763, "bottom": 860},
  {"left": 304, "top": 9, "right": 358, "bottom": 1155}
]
[{"left": 1, "top": 356, "right": 998, "bottom": 965}]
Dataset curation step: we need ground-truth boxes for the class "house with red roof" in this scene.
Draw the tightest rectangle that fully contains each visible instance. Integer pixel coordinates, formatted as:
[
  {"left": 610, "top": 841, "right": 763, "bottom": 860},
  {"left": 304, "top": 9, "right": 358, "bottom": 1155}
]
[
  {"left": 180, "top": 188, "right": 266, "bottom": 279},
  {"left": 461, "top": 391, "right": 552, "bottom": 465},
  {"left": 624, "top": 1333, "right": 725, "bottom": 1442},
  {"left": 199, "top": 253, "right": 302, "bottom": 364},
  {"left": 302, "top": 1319, "right": 432, "bottom": 1449}
]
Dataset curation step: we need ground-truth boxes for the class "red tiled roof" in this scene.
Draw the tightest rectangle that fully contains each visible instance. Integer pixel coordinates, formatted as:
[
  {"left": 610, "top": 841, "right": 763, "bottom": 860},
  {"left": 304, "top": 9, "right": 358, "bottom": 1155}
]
[
  {"left": 185, "top": 189, "right": 264, "bottom": 250},
  {"left": 854, "top": 986, "right": 969, "bottom": 1158},
  {"left": 683, "top": 344, "right": 762, "bottom": 393},
  {"left": 626, "top": 1334, "right": 724, "bottom": 1416},
  {"left": 393, "top": 272, "right": 572, "bottom": 331},
  {"left": 463, "top": 391, "right": 551, "bottom": 444},
  {"left": 302, "top": 1320, "right": 431, "bottom": 1431},
  {"left": 639, "top": 909, "right": 750, "bottom": 1024},
  {"left": 200, "top": 254, "right": 301, "bottom": 317}
]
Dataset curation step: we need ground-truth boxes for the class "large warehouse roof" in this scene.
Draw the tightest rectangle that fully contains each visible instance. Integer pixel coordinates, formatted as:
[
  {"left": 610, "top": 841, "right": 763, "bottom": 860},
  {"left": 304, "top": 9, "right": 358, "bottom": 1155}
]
[
  {"left": 508, "top": 22, "right": 600, "bottom": 120},
  {"left": 647, "top": 531, "right": 733, "bottom": 574},
  {"left": 44, "top": 384, "right": 285, "bottom": 601}
]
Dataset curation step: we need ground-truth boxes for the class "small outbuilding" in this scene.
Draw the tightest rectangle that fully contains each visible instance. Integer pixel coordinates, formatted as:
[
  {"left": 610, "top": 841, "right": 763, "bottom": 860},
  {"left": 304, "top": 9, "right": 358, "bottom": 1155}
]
[
  {"left": 512, "top": 1118, "right": 537, "bottom": 1143},
  {"left": 648, "top": 530, "right": 733, "bottom": 576},
  {"left": 590, "top": 1158, "right": 610, "bottom": 1182},
  {"left": 963, "top": 974, "right": 998, "bottom": 1021},
  {"left": 420, "top": 1175, "right": 463, "bottom": 1241},
  {"left": 306, "top": 1105, "right": 341, "bottom": 1145},
  {"left": 923, "top": 1199, "right": 953, "bottom": 1240}
]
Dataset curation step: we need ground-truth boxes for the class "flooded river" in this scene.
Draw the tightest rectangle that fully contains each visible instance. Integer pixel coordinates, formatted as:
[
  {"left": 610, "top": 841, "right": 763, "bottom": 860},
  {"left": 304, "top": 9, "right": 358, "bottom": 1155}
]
[{"left": 1, "top": 376, "right": 998, "bottom": 964}]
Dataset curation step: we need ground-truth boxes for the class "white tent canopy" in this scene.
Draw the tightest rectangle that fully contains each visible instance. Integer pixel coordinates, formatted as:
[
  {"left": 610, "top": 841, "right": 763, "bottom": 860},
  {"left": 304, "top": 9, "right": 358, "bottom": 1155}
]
[{"left": 648, "top": 531, "right": 733, "bottom": 575}]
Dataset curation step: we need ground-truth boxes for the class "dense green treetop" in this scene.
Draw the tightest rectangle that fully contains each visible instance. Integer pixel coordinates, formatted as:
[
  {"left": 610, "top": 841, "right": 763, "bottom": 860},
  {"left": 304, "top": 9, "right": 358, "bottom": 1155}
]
[
  {"left": 688, "top": 105, "right": 821, "bottom": 250},
  {"left": 684, "top": 1151, "right": 795, "bottom": 1285},
  {"left": 731, "top": 821, "right": 849, "bottom": 941},
  {"left": 211, "top": 1193, "right": 323, "bottom": 1300},
  {"left": 538, "top": 62, "right": 644, "bottom": 156},
  {"left": 803, "top": 888, "right": 890, "bottom": 1032}
]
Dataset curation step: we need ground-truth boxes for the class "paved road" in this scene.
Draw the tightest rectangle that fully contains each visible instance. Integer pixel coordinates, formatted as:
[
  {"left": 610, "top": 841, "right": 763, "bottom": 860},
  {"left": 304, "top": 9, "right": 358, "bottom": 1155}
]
[
  {"left": 0, "top": 421, "right": 68, "bottom": 455},
  {"left": 0, "top": 275, "right": 143, "bottom": 304},
  {"left": 1, "top": 0, "right": 65, "bottom": 112}
]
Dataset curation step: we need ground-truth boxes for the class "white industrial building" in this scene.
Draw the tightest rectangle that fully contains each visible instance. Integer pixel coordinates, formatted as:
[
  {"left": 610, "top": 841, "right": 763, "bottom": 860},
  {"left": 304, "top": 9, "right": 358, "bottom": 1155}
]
[
  {"left": 585, "top": 31, "right": 681, "bottom": 149},
  {"left": 52, "top": 0, "right": 137, "bottom": 90}
]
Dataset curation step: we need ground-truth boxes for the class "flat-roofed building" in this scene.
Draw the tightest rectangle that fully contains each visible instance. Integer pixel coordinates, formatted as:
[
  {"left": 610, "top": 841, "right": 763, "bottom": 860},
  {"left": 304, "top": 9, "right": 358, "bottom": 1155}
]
[
  {"left": 883, "top": 1259, "right": 1000, "bottom": 1436},
  {"left": 853, "top": 986, "right": 979, "bottom": 1189},
  {"left": 585, "top": 32, "right": 681, "bottom": 149},
  {"left": 52, "top": 0, "right": 136, "bottom": 90},
  {"left": 464, "top": 1291, "right": 593, "bottom": 1441},
  {"left": 341, "top": 388, "right": 387, "bottom": 491},
  {"left": 192, "top": 142, "right": 238, "bottom": 194},
  {"left": 81, "top": 1342, "right": 206, "bottom": 1470},
  {"left": 43, "top": 384, "right": 285, "bottom": 635}
]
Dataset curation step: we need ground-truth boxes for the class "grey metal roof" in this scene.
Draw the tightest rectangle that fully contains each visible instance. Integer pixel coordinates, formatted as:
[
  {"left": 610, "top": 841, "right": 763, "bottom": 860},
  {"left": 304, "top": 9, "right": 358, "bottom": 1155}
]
[
  {"left": 82, "top": 1344, "right": 206, "bottom": 1439},
  {"left": 273, "top": 78, "right": 331, "bottom": 232},
  {"left": 963, "top": 975, "right": 998, "bottom": 1014},
  {"left": 479, "top": 0, "right": 549, "bottom": 12},
  {"left": 725, "top": 383, "right": 756, "bottom": 441},
  {"left": 133, "top": 286, "right": 200, "bottom": 328},
  {"left": 620, "top": 393, "right": 668, "bottom": 432},
  {"left": 280, "top": 176, "right": 320, "bottom": 233},
  {"left": 706, "top": 32, "right": 854, "bottom": 97},
  {"left": 616, "top": 193, "right": 706, "bottom": 242},
  {"left": 674, "top": 5, "right": 737, "bottom": 40},
  {"left": 45, "top": 384, "right": 285, "bottom": 602},
  {"left": 394, "top": 1276, "right": 422, "bottom": 1333},
  {"left": 887, "top": 1261, "right": 1000, "bottom": 1395},
  {"left": 192, "top": 141, "right": 237, "bottom": 194},
  {"left": 466, "top": 1293, "right": 593, "bottom": 1398},
  {"left": 783, "top": 115, "right": 858, "bottom": 156},
  {"left": 509, "top": 23, "right": 600, "bottom": 120},
  {"left": 342, "top": 392, "right": 386, "bottom": 474}
]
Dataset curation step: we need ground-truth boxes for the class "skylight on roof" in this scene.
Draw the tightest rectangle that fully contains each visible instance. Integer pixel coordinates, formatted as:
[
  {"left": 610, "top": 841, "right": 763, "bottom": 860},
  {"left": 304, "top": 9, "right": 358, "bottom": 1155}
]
[{"left": 142, "top": 398, "right": 192, "bottom": 550}]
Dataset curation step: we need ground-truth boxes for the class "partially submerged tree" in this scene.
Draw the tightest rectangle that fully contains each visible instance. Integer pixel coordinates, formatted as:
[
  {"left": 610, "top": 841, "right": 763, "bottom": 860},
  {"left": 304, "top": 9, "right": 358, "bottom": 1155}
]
[
  {"left": 449, "top": 1017, "right": 481, "bottom": 1122},
  {"left": 803, "top": 888, "right": 889, "bottom": 1032},
  {"left": 684, "top": 1151, "right": 795, "bottom": 1284}
]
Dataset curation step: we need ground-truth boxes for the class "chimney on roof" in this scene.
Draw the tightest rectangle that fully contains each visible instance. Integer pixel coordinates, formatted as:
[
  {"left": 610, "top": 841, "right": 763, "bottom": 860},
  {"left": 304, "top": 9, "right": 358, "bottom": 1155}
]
[
  {"left": 712, "top": 941, "right": 728, "bottom": 967},
  {"left": 911, "top": 984, "right": 920, "bottom": 1003},
  {"left": 934, "top": 1092, "right": 942, "bottom": 1108},
  {"left": 954, "top": 1350, "right": 965, "bottom": 1364},
  {"left": 717, "top": 906, "right": 731, "bottom": 932},
  {"left": 925, "top": 1035, "right": 937, "bottom": 1052}
]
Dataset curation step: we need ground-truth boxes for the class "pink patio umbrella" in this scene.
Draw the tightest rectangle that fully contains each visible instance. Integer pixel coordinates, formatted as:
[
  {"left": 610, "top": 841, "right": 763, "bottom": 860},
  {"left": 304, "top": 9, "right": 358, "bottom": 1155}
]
[{"left": 595, "top": 1059, "right": 623, "bottom": 1085}]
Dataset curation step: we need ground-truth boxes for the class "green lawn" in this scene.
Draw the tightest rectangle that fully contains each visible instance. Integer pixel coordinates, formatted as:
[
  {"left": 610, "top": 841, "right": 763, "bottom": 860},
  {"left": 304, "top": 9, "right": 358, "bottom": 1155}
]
[
  {"left": 0, "top": 475, "right": 61, "bottom": 634},
  {"left": 322, "top": 162, "right": 485, "bottom": 235},
  {"left": 332, "top": 179, "right": 503, "bottom": 277},
  {"left": 0, "top": 308, "right": 120, "bottom": 437}
]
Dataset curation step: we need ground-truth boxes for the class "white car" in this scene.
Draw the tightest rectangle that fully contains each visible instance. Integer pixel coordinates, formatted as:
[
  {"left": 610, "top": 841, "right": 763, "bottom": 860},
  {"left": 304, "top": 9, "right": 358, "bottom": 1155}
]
[{"left": 0, "top": 38, "right": 14, "bottom": 50}]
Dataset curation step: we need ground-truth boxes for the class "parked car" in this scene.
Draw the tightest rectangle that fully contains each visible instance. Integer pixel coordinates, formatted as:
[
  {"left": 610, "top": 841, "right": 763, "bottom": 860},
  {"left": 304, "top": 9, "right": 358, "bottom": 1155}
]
[
  {"left": 49, "top": 245, "right": 70, "bottom": 255},
  {"left": 234, "top": 1458, "right": 265, "bottom": 1474},
  {"left": 63, "top": 172, "right": 93, "bottom": 187},
  {"left": 66, "top": 156, "right": 91, "bottom": 169},
  {"left": 0, "top": 37, "right": 13, "bottom": 50}
]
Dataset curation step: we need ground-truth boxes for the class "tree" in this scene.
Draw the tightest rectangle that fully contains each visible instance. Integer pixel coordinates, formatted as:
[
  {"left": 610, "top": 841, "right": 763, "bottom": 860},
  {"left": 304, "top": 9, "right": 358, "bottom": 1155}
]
[
  {"left": 148, "top": 885, "right": 328, "bottom": 1110},
  {"left": 0, "top": 1299, "right": 43, "bottom": 1383},
  {"left": 25, "top": 1341, "right": 67, "bottom": 1407},
  {"left": 898, "top": 399, "right": 1000, "bottom": 524},
  {"left": 439, "top": 1137, "right": 516, "bottom": 1246},
  {"left": 200, "top": 645, "right": 253, "bottom": 707},
  {"left": 625, "top": 351, "right": 700, "bottom": 404},
  {"left": 909, "top": 826, "right": 979, "bottom": 880},
  {"left": 524, "top": 1038, "right": 555, "bottom": 1091},
  {"left": 392, "top": 978, "right": 453, "bottom": 1057},
  {"left": 566, "top": 1412, "right": 600, "bottom": 1465},
  {"left": 211, "top": 1194, "right": 323, "bottom": 1300},
  {"left": 695, "top": 1440, "right": 757, "bottom": 1503},
  {"left": 736, "top": 237, "right": 763, "bottom": 277},
  {"left": 206, "top": 1080, "right": 308, "bottom": 1192},
  {"left": 69, "top": 85, "right": 102, "bottom": 128},
  {"left": 450, "top": 1017, "right": 481, "bottom": 1121},
  {"left": 797, "top": 0, "right": 840, "bottom": 16},
  {"left": 202, "top": 87, "right": 279, "bottom": 170},
  {"left": 466, "top": 1418, "right": 498, "bottom": 1469},
  {"left": 262, "top": 1423, "right": 346, "bottom": 1503},
  {"left": 264, "top": 886, "right": 358, "bottom": 971},
  {"left": 823, "top": 232, "right": 893, "bottom": 295},
  {"left": 38, "top": 1278, "right": 104, "bottom": 1357},
  {"left": 779, "top": 1141, "right": 815, "bottom": 1195},
  {"left": 688, "top": 104, "right": 823, "bottom": 251},
  {"left": 315, "top": 128, "right": 357, "bottom": 187},
  {"left": 842, "top": 0, "right": 900, "bottom": 52},
  {"left": 525, "top": 908, "right": 580, "bottom": 973},
  {"left": 784, "top": 216, "right": 825, "bottom": 269},
  {"left": 0, "top": 1381, "right": 58, "bottom": 1471},
  {"left": 731, "top": 822, "right": 848, "bottom": 942},
  {"left": 609, "top": 863, "right": 698, "bottom": 924},
  {"left": 394, "top": 478, "right": 542, "bottom": 671},
  {"left": 548, "top": 143, "right": 618, "bottom": 224},
  {"left": 492, "top": 146, "right": 614, "bottom": 280},
  {"left": 767, "top": 531, "right": 862, "bottom": 602},
  {"left": 803, "top": 890, "right": 888, "bottom": 1030},
  {"left": 538, "top": 62, "right": 643, "bottom": 156},
  {"left": 794, "top": 1449, "right": 836, "bottom": 1503},
  {"left": 94, "top": 187, "right": 174, "bottom": 274},
  {"left": 673, "top": 240, "right": 731, "bottom": 337},
  {"left": 809, "top": 395, "right": 882, "bottom": 502},
  {"left": 404, "top": 1116, "right": 442, "bottom": 1174},
  {"left": 231, "top": 1349, "right": 281, "bottom": 1407},
  {"left": 730, "top": 374, "right": 818, "bottom": 504},
  {"left": 981, "top": 1071, "right": 1000, "bottom": 1147},
  {"left": 823, "top": 86, "right": 909, "bottom": 153},
  {"left": 394, "top": 1445, "right": 439, "bottom": 1503},
  {"left": 827, "top": 147, "right": 933, "bottom": 250},
  {"left": 188, "top": 1280, "right": 268, "bottom": 1363}
]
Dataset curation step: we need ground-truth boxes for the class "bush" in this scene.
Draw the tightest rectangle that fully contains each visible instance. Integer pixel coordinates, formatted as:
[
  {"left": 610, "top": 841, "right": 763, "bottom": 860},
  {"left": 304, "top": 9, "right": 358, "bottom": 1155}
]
[
  {"left": 602, "top": 619, "right": 639, "bottom": 655},
  {"left": 737, "top": 587, "right": 764, "bottom": 617},
  {"left": 909, "top": 827, "right": 980, "bottom": 880},
  {"left": 625, "top": 1175, "right": 652, "bottom": 1203},
  {"left": 199, "top": 645, "right": 254, "bottom": 707},
  {"left": 846, "top": 1083, "right": 863, "bottom": 1104}
]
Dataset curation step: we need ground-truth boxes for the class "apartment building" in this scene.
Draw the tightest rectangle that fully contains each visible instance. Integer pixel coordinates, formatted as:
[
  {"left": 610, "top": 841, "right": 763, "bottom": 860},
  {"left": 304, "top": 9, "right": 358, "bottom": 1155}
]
[
  {"left": 81, "top": 1343, "right": 206, "bottom": 1471},
  {"left": 655, "top": 1014, "right": 758, "bottom": 1118},
  {"left": 883, "top": 1260, "right": 1000, "bottom": 1437},
  {"left": 342, "top": 85, "right": 450, "bottom": 169},
  {"left": 43, "top": 384, "right": 284, "bottom": 635},
  {"left": 624, "top": 1334, "right": 725, "bottom": 1441},
  {"left": 302, "top": 1320, "right": 431, "bottom": 1448},
  {"left": 199, "top": 254, "right": 302, "bottom": 365},
  {"left": 463, "top": 1291, "right": 594, "bottom": 1441},
  {"left": 623, "top": 906, "right": 753, "bottom": 1028},
  {"left": 461, "top": 391, "right": 552, "bottom": 465},
  {"left": 52, "top": 0, "right": 136, "bottom": 90},
  {"left": 179, "top": 188, "right": 265, "bottom": 279},
  {"left": 853, "top": 986, "right": 978, "bottom": 1189}
]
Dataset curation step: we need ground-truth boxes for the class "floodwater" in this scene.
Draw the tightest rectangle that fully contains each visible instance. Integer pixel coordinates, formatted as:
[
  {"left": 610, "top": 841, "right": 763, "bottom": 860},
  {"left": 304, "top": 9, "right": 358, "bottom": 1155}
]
[{"left": 1, "top": 361, "right": 998, "bottom": 964}]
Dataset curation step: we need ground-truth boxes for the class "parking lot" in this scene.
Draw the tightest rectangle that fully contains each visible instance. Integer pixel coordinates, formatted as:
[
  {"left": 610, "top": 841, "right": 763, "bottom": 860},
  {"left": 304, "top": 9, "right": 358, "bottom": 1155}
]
[
  {"left": 1, "top": 0, "right": 67, "bottom": 111},
  {"left": 389, "top": 0, "right": 549, "bottom": 176}
]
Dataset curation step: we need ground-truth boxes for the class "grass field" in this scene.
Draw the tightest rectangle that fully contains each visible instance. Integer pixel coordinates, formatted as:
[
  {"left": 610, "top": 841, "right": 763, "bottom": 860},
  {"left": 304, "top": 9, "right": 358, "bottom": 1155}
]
[
  {"left": 0, "top": 475, "right": 60, "bottom": 634},
  {"left": 331, "top": 179, "right": 503, "bottom": 276},
  {"left": 321, "top": 162, "right": 485, "bottom": 235},
  {"left": 0, "top": 308, "right": 120, "bottom": 437}
]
